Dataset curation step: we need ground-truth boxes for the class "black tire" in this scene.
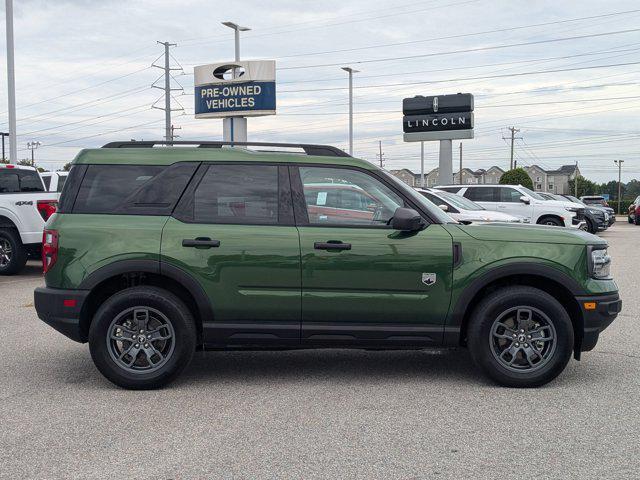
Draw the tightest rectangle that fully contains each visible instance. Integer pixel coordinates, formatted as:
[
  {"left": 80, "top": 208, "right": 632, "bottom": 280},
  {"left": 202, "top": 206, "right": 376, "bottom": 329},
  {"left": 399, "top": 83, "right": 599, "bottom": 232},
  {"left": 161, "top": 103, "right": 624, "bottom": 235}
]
[
  {"left": 537, "top": 216, "right": 563, "bottom": 227},
  {"left": 0, "top": 228, "right": 28, "bottom": 275},
  {"left": 585, "top": 218, "right": 596, "bottom": 234},
  {"left": 635, "top": 215, "right": 640, "bottom": 226},
  {"left": 628, "top": 215, "right": 633, "bottom": 224},
  {"left": 89, "top": 286, "right": 196, "bottom": 390},
  {"left": 467, "top": 286, "right": 574, "bottom": 388}
]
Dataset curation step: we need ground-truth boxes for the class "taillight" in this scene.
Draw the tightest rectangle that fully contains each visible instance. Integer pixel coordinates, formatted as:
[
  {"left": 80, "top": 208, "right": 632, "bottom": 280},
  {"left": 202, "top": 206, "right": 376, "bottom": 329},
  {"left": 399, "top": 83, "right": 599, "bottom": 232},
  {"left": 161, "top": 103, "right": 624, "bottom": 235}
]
[
  {"left": 42, "top": 229, "right": 58, "bottom": 273},
  {"left": 37, "top": 200, "right": 58, "bottom": 221}
]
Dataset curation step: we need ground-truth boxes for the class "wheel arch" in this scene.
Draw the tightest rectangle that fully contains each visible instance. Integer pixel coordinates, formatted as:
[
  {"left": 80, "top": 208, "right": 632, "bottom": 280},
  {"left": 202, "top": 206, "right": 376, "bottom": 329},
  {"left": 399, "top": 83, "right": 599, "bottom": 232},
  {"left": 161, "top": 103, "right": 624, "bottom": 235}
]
[
  {"left": 0, "top": 214, "right": 19, "bottom": 230},
  {"left": 536, "top": 214, "right": 565, "bottom": 226},
  {"left": 78, "top": 260, "right": 212, "bottom": 344},
  {"left": 450, "top": 263, "right": 585, "bottom": 356}
]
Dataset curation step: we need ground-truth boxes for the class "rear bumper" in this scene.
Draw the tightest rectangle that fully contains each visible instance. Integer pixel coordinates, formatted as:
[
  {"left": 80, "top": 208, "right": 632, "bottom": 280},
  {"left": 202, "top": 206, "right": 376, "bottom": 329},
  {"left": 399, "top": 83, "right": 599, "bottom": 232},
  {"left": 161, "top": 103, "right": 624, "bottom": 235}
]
[
  {"left": 575, "top": 292, "right": 622, "bottom": 353},
  {"left": 34, "top": 287, "right": 89, "bottom": 343}
]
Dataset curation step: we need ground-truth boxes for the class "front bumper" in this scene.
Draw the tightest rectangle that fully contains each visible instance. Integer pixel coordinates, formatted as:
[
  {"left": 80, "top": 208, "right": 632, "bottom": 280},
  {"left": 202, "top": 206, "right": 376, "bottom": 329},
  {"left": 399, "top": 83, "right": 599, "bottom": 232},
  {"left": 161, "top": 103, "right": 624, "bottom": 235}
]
[
  {"left": 575, "top": 292, "right": 622, "bottom": 354},
  {"left": 34, "top": 287, "right": 89, "bottom": 343}
]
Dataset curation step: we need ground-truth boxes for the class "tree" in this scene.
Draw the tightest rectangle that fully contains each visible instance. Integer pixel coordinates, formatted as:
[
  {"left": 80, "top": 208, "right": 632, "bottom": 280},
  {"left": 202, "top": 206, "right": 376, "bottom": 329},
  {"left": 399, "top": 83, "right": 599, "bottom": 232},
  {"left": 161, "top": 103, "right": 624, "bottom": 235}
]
[
  {"left": 499, "top": 168, "right": 533, "bottom": 190},
  {"left": 568, "top": 175, "right": 598, "bottom": 198},
  {"left": 62, "top": 162, "right": 72, "bottom": 172}
]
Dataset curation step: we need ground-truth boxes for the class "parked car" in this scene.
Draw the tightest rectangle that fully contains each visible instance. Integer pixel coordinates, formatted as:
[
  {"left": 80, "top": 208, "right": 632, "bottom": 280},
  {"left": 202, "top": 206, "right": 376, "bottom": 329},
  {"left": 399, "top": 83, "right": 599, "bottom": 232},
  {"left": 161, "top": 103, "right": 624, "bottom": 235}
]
[
  {"left": 561, "top": 194, "right": 614, "bottom": 230},
  {"left": 416, "top": 187, "right": 523, "bottom": 224},
  {"left": 436, "top": 184, "right": 587, "bottom": 229},
  {"left": 0, "top": 164, "right": 59, "bottom": 274},
  {"left": 628, "top": 196, "right": 640, "bottom": 225},
  {"left": 580, "top": 195, "right": 610, "bottom": 208},
  {"left": 40, "top": 171, "right": 68, "bottom": 193},
  {"left": 35, "top": 141, "right": 620, "bottom": 390},
  {"left": 538, "top": 193, "right": 607, "bottom": 234}
]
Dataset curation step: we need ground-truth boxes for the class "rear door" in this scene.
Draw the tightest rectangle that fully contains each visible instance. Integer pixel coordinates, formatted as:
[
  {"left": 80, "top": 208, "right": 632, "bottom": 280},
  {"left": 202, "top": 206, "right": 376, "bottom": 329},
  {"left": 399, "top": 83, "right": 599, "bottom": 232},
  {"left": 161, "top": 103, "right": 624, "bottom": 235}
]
[
  {"left": 292, "top": 165, "right": 453, "bottom": 347},
  {"left": 161, "top": 163, "right": 302, "bottom": 347}
]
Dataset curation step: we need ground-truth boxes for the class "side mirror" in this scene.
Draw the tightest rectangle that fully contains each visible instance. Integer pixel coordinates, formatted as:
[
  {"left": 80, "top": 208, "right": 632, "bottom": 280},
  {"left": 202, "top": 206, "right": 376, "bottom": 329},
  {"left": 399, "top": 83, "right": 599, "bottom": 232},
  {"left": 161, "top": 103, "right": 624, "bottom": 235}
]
[
  {"left": 520, "top": 196, "right": 531, "bottom": 205},
  {"left": 391, "top": 207, "right": 424, "bottom": 231},
  {"left": 438, "top": 204, "right": 449, "bottom": 212}
]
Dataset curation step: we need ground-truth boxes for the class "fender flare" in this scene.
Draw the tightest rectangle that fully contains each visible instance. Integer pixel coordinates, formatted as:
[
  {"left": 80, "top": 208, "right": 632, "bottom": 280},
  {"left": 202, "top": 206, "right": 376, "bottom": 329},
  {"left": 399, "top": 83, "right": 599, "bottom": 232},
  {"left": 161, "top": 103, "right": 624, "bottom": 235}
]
[
  {"left": 78, "top": 259, "right": 213, "bottom": 325},
  {"left": 448, "top": 262, "right": 585, "bottom": 329}
]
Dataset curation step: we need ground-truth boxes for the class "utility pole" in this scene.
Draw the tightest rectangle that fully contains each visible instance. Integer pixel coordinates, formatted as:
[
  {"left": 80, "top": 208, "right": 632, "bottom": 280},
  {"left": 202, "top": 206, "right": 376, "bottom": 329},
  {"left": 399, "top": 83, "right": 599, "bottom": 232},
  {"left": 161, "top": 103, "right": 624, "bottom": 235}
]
[
  {"left": 459, "top": 142, "right": 463, "bottom": 185},
  {"left": 614, "top": 160, "right": 624, "bottom": 215},
  {"left": 0, "top": 132, "right": 8, "bottom": 162},
  {"left": 27, "top": 141, "right": 41, "bottom": 166},
  {"left": 222, "top": 22, "right": 251, "bottom": 143},
  {"left": 152, "top": 41, "right": 183, "bottom": 142},
  {"left": 342, "top": 67, "right": 359, "bottom": 156},
  {"left": 574, "top": 161, "right": 579, "bottom": 197},
  {"left": 377, "top": 140, "right": 384, "bottom": 168},
  {"left": 420, "top": 142, "right": 425, "bottom": 187},
  {"left": 5, "top": 0, "right": 17, "bottom": 163},
  {"left": 171, "top": 125, "right": 181, "bottom": 140},
  {"left": 503, "top": 127, "right": 522, "bottom": 170}
]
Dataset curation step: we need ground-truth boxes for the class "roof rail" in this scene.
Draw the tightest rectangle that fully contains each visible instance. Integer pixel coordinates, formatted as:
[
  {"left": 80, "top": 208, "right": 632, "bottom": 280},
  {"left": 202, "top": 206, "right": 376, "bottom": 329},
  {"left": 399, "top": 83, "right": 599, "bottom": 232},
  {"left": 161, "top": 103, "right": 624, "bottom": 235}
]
[{"left": 101, "top": 140, "right": 351, "bottom": 157}]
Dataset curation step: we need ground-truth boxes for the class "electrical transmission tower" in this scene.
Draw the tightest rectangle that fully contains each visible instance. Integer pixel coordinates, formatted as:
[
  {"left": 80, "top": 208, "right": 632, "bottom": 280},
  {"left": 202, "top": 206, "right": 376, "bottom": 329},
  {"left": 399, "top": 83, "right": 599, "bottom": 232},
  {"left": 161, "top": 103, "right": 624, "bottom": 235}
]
[
  {"left": 152, "top": 41, "right": 184, "bottom": 142},
  {"left": 502, "top": 127, "right": 522, "bottom": 170}
]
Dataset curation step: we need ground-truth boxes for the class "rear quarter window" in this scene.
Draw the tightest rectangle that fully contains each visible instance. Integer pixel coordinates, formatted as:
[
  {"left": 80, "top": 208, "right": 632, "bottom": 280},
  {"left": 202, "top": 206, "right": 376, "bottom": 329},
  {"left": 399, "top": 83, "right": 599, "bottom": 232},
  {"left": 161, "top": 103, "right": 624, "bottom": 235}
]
[{"left": 72, "top": 163, "right": 196, "bottom": 215}]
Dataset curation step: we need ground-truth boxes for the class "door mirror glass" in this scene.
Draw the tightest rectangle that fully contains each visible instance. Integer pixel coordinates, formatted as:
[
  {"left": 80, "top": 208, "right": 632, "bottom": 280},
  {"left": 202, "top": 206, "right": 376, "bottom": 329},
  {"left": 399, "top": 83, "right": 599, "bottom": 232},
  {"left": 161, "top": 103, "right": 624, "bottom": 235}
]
[
  {"left": 391, "top": 207, "right": 423, "bottom": 231},
  {"left": 519, "top": 195, "right": 531, "bottom": 205},
  {"left": 438, "top": 204, "right": 449, "bottom": 212}
]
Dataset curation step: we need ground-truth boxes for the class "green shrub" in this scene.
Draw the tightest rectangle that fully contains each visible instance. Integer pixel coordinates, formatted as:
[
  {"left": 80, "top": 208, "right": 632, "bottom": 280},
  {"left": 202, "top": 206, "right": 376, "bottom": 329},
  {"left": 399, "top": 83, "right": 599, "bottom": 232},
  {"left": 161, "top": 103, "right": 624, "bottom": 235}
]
[{"left": 499, "top": 168, "right": 534, "bottom": 190}]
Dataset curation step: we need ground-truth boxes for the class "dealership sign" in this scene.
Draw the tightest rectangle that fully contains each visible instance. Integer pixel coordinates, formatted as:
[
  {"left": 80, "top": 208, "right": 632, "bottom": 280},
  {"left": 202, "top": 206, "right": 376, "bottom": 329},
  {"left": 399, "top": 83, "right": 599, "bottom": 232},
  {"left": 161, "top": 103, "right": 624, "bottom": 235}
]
[
  {"left": 194, "top": 60, "right": 276, "bottom": 118},
  {"left": 403, "top": 93, "right": 474, "bottom": 142}
]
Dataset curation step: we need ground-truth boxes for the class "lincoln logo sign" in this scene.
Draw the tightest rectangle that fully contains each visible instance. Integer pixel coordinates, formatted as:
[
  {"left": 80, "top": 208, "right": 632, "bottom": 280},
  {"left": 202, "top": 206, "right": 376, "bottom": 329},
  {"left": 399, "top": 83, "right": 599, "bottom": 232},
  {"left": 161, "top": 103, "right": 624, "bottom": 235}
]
[
  {"left": 403, "top": 93, "right": 474, "bottom": 142},
  {"left": 194, "top": 60, "right": 276, "bottom": 119}
]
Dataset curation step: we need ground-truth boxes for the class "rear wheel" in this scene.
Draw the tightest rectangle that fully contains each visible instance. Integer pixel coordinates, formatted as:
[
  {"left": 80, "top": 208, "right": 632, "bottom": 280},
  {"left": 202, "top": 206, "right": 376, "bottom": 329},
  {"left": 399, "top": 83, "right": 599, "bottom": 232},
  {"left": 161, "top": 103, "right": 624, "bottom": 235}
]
[
  {"left": 0, "top": 228, "right": 28, "bottom": 275},
  {"left": 89, "top": 286, "right": 196, "bottom": 389},
  {"left": 467, "top": 286, "right": 574, "bottom": 388},
  {"left": 537, "top": 216, "right": 563, "bottom": 227},
  {"left": 628, "top": 215, "right": 633, "bottom": 224},
  {"left": 635, "top": 214, "right": 640, "bottom": 226}
]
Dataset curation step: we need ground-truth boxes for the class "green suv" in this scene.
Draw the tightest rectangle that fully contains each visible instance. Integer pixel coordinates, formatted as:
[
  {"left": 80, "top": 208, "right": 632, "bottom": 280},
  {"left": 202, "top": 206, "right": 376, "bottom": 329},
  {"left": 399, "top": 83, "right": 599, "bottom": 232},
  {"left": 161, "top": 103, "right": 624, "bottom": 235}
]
[{"left": 34, "top": 141, "right": 621, "bottom": 389}]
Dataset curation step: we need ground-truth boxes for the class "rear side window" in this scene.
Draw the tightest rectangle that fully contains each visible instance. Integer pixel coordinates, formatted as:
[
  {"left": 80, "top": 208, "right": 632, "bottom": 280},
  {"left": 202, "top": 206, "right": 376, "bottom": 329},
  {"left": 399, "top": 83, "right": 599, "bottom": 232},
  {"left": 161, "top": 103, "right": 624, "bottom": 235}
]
[
  {"left": 73, "top": 163, "right": 196, "bottom": 215},
  {"left": 56, "top": 175, "right": 67, "bottom": 192},
  {"left": 0, "top": 169, "right": 44, "bottom": 193},
  {"left": 192, "top": 164, "right": 279, "bottom": 224},
  {"left": 465, "top": 187, "right": 498, "bottom": 202},
  {"left": 42, "top": 175, "right": 52, "bottom": 190}
]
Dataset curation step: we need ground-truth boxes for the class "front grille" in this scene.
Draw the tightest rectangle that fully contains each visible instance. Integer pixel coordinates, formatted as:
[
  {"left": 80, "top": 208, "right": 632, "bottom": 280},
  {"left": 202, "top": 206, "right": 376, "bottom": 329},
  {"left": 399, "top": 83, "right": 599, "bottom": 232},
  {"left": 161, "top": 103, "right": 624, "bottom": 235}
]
[{"left": 575, "top": 208, "right": 585, "bottom": 220}]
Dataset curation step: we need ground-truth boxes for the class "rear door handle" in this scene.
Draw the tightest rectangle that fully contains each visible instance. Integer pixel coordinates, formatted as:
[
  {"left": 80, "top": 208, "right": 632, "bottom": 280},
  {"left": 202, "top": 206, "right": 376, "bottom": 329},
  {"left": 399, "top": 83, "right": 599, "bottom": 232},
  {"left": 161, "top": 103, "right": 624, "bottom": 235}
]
[
  {"left": 182, "top": 237, "right": 221, "bottom": 249},
  {"left": 314, "top": 241, "right": 351, "bottom": 251}
]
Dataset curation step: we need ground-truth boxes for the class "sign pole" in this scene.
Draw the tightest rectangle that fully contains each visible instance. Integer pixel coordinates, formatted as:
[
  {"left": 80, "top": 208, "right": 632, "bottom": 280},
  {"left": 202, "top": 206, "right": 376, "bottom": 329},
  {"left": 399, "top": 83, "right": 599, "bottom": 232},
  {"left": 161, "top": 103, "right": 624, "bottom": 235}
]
[
  {"left": 420, "top": 142, "right": 425, "bottom": 187},
  {"left": 222, "top": 22, "right": 250, "bottom": 143},
  {"left": 5, "top": 0, "right": 17, "bottom": 164},
  {"left": 438, "top": 140, "right": 453, "bottom": 185}
]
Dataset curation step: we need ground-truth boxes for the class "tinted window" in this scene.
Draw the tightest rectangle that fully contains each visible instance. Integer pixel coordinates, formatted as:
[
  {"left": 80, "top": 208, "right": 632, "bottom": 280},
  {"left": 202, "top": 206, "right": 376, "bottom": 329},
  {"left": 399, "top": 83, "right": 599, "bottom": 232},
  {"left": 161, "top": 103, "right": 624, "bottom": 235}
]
[
  {"left": 437, "top": 186, "right": 463, "bottom": 193},
  {"left": 0, "top": 169, "right": 44, "bottom": 193},
  {"left": 74, "top": 165, "right": 165, "bottom": 214},
  {"left": 42, "top": 175, "right": 52, "bottom": 190},
  {"left": 299, "top": 167, "right": 403, "bottom": 226},
  {"left": 193, "top": 165, "right": 278, "bottom": 224},
  {"left": 464, "top": 187, "right": 497, "bottom": 202},
  {"left": 56, "top": 175, "right": 67, "bottom": 192},
  {"left": 499, "top": 187, "right": 523, "bottom": 203}
]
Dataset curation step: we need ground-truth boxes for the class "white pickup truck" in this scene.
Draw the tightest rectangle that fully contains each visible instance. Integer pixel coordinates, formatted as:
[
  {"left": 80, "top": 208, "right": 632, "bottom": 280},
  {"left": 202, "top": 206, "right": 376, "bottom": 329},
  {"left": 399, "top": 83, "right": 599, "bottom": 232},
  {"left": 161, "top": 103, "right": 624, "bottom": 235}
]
[{"left": 0, "top": 164, "right": 59, "bottom": 274}]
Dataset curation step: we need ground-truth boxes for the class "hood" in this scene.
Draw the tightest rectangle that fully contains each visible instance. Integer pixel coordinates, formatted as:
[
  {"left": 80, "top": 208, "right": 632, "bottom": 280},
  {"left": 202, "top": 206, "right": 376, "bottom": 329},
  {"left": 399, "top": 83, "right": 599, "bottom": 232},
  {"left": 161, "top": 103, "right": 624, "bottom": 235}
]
[{"left": 453, "top": 221, "right": 605, "bottom": 245}]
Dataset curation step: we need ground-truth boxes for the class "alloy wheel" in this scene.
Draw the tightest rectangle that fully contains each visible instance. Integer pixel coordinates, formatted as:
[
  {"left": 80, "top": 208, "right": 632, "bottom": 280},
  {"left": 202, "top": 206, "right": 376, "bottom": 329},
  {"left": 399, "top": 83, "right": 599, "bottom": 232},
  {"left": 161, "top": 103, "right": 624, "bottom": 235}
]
[
  {"left": 106, "top": 306, "right": 175, "bottom": 374},
  {"left": 0, "top": 238, "right": 12, "bottom": 268},
  {"left": 489, "top": 306, "right": 557, "bottom": 373}
]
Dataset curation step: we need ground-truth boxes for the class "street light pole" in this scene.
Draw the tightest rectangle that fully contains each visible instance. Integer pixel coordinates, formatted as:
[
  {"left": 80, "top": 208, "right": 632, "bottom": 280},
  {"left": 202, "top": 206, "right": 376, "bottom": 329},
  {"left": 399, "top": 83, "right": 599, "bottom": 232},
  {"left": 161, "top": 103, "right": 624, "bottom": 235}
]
[
  {"left": 222, "top": 21, "right": 250, "bottom": 144},
  {"left": 614, "top": 160, "right": 624, "bottom": 215},
  {"left": 342, "top": 67, "right": 359, "bottom": 156},
  {"left": 5, "top": 0, "right": 17, "bottom": 164}
]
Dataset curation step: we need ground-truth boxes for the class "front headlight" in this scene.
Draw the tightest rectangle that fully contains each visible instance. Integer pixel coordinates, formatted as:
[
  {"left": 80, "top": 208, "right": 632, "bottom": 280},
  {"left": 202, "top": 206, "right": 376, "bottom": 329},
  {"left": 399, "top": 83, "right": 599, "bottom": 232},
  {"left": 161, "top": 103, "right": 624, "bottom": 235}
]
[
  {"left": 565, "top": 207, "right": 580, "bottom": 212},
  {"left": 589, "top": 246, "right": 612, "bottom": 279}
]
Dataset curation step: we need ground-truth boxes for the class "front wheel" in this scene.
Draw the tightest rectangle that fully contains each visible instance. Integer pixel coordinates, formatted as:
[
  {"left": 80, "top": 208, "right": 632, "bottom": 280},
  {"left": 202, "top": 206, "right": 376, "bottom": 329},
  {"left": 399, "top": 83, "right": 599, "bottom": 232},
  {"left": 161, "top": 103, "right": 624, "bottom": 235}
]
[
  {"left": 537, "top": 216, "right": 563, "bottom": 227},
  {"left": 467, "top": 286, "right": 574, "bottom": 388},
  {"left": 89, "top": 286, "right": 196, "bottom": 389},
  {"left": 635, "top": 214, "right": 640, "bottom": 226}
]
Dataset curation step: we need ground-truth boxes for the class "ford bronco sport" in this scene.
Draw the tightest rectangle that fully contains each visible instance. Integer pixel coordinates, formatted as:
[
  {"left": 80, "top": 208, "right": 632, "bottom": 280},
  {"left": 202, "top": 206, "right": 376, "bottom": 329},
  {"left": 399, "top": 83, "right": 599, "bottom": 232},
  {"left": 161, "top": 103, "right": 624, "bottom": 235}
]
[{"left": 34, "top": 141, "right": 621, "bottom": 389}]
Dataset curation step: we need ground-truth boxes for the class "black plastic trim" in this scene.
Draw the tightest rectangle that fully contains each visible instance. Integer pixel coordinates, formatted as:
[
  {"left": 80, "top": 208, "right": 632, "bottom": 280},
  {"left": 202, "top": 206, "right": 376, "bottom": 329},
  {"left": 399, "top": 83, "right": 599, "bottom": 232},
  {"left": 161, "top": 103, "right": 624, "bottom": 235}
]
[{"left": 34, "top": 287, "right": 90, "bottom": 343}]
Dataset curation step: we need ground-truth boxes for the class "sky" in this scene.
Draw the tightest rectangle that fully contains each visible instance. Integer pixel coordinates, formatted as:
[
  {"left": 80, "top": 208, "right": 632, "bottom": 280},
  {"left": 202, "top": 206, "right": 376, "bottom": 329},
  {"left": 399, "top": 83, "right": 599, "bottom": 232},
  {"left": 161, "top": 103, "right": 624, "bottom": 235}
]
[{"left": 0, "top": 0, "right": 639, "bottom": 182}]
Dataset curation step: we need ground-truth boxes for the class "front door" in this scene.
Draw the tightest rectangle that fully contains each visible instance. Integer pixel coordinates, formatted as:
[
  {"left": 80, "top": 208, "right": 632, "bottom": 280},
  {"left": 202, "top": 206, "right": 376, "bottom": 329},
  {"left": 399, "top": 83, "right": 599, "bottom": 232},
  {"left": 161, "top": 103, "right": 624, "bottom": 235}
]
[
  {"left": 292, "top": 166, "right": 454, "bottom": 347},
  {"left": 161, "top": 163, "right": 301, "bottom": 346},
  {"left": 496, "top": 186, "right": 533, "bottom": 221}
]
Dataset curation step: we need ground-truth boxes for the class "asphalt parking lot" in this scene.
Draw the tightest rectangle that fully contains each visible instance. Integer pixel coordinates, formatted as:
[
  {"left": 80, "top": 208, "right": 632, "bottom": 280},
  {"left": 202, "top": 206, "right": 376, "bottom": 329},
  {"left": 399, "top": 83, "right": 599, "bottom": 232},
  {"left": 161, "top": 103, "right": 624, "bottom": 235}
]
[{"left": 1, "top": 222, "right": 638, "bottom": 479}]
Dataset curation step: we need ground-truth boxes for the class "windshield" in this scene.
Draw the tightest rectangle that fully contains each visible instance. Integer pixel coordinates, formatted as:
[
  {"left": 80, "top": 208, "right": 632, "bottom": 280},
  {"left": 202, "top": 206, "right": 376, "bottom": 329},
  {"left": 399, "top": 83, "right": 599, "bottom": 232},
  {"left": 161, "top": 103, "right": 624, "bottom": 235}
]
[
  {"left": 381, "top": 172, "right": 457, "bottom": 223},
  {"left": 519, "top": 186, "right": 545, "bottom": 201},
  {"left": 564, "top": 195, "right": 585, "bottom": 206},
  {"left": 438, "top": 191, "right": 485, "bottom": 211}
]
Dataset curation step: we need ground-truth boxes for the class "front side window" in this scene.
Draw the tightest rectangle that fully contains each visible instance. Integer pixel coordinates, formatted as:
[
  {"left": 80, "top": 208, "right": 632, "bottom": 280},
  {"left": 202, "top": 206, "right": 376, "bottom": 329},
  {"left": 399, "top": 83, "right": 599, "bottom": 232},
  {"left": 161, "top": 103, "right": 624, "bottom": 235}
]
[
  {"left": 299, "top": 167, "right": 403, "bottom": 226},
  {"left": 193, "top": 164, "right": 278, "bottom": 224},
  {"left": 499, "top": 187, "right": 523, "bottom": 203}
]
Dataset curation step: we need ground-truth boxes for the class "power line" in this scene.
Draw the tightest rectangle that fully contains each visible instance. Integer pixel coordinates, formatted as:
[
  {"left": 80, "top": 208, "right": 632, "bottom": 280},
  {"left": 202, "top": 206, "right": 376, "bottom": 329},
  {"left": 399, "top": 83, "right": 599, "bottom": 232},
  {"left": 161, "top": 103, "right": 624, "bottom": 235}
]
[{"left": 277, "top": 27, "right": 640, "bottom": 70}]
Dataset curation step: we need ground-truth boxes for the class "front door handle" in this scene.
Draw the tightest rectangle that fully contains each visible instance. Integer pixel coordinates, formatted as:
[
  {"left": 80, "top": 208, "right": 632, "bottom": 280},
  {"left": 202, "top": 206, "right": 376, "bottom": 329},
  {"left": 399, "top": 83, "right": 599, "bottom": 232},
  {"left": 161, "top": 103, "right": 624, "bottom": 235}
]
[
  {"left": 182, "top": 237, "right": 221, "bottom": 249},
  {"left": 314, "top": 241, "right": 351, "bottom": 251}
]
